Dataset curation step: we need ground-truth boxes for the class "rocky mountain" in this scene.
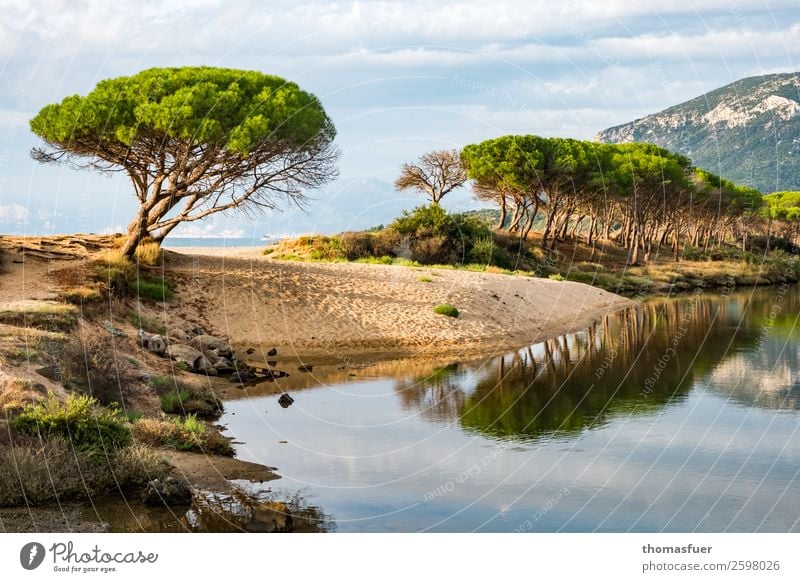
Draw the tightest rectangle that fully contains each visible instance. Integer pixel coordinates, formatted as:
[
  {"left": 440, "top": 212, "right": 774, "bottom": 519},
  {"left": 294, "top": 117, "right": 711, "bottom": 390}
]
[{"left": 596, "top": 72, "right": 800, "bottom": 193}]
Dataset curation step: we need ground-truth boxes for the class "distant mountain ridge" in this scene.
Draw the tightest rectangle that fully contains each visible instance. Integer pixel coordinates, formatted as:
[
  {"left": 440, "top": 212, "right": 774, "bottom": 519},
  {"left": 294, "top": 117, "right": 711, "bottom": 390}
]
[{"left": 596, "top": 72, "right": 800, "bottom": 193}]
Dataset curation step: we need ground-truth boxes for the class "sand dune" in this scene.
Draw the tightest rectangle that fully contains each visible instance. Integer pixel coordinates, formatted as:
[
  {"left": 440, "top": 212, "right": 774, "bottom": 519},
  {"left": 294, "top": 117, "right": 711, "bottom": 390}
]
[{"left": 165, "top": 247, "right": 634, "bottom": 358}]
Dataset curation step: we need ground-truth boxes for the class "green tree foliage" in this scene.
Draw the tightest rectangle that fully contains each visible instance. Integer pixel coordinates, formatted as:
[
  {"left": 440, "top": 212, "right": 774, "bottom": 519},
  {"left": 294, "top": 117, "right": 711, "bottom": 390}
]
[
  {"left": 30, "top": 67, "right": 338, "bottom": 256},
  {"left": 763, "top": 191, "right": 800, "bottom": 244},
  {"left": 462, "top": 134, "right": 768, "bottom": 264}
]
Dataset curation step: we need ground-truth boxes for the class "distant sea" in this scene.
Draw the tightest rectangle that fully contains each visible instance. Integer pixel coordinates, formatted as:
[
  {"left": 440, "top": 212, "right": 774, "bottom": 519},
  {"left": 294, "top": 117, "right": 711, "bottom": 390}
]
[{"left": 162, "top": 237, "right": 273, "bottom": 248}]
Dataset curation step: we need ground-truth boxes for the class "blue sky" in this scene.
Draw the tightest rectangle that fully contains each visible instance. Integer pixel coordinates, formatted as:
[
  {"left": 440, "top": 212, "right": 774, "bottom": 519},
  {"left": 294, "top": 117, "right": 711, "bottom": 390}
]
[{"left": 0, "top": 0, "right": 797, "bottom": 236}]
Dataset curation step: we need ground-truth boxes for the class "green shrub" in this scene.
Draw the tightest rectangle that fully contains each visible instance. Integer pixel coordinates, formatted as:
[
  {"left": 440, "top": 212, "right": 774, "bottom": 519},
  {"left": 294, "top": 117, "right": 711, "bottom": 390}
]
[
  {"left": 339, "top": 231, "right": 375, "bottom": 260},
  {"left": 10, "top": 394, "right": 132, "bottom": 451},
  {"left": 433, "top": 304, "right": 460, "bottom": 318},
  {"left": 467, "top": 236, "right": 496, "bottom": 265},
  {"left": 391, "top": 204, "right": 452, "bottom": 236}
]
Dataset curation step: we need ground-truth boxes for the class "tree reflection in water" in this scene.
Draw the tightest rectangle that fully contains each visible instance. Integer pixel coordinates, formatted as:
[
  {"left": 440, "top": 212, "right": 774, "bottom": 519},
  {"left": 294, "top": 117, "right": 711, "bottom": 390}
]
[{"left": 396, "top": 287, "right": 799, "bottom": 441}]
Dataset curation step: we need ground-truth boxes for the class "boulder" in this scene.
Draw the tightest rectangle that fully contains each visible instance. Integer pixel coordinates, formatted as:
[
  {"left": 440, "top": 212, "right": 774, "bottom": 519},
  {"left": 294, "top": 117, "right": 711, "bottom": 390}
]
[
  {"left": 167, "top": 327, "right": 191, "bottom": 342},
  {"left": 214, "top": 357, "right": 234, "bottom": 371},
  {"left": 195, "top": 354, "right": 218, "bottom": 376},
  {"left": 278, "top": 393, "right": 295, "bottom": 408},
  {"left": 200, "top": 348, "right": 220, "bottom": 366},
  {"left": 189, "top": 335, "right": 234, "bottom": 359},
  {"left": 142, "top": 476, "right": 193, "bottom": 506},
  {"left": 166, "top": 344, "right": 204, "bottom": 369},
  {"left": 147, "top": 334, "right": 167, "bottom": 356},
  {"left": 137, "top": 330, "right": 166, "bottom": 356}
]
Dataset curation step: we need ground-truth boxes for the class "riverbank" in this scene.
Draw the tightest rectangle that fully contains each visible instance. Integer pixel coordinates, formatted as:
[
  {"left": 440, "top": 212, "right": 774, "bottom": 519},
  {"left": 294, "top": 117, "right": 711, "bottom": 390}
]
[
  {"left": 0, "top": 234, "right": 634, "bottom": 532},
  {"left": 165, "top": 246, "right": 634, "bottom": 358}
]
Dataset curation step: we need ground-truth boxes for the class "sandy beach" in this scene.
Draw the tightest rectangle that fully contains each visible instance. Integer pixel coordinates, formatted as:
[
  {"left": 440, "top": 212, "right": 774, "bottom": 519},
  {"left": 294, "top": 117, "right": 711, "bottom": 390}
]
[{"left": 164, "top": 246, "right": 635, "bottom": 358}]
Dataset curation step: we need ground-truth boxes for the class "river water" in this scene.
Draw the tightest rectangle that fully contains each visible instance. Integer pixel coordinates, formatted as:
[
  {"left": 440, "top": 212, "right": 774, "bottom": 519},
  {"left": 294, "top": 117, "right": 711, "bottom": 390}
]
[{"left": 221, "top": 285, "right": 800, "bottom": 532}]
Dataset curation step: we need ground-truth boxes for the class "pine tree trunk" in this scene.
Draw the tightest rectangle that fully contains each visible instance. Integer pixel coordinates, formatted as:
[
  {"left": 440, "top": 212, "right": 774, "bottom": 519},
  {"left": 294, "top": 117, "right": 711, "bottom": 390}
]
[{"left": 121, "top": 211, "right": 149, "bottom": 258}]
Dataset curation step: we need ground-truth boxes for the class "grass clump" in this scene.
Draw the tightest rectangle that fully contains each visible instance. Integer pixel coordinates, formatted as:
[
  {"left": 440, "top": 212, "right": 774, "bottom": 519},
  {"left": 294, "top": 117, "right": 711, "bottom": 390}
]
[
  {"left": 0, "top": 378, "right": 46, "bottom": 412},
  {"left": 433, "top": 304, "right": 460, "bottom": 318},
  {"left": 355, "top": 256, "right": 394, "bottom": 265},
  {"left": 59, "top": 333, "right": 139, "bottom": 405},
  {"left": 548, "top": 273, "right": 565, "bottom": 281},
  {"left": 92, "top": 248, "right": 172, "bottom": 301},
  {"left": 132, "top": 415, "right": 233, "bottom": 456},
  {"left": 129, "top": 312, "right": 166, "bottom": 335},
  {"left": 93, "top": 250, "right": 136, "bottom": 296},
  {"left": 417, "top": 276, "right": 433, "bottom": 283},
  {"left": 0, "top": 301, "right": 78, "bottom": 331},
  {"left": 10, "top": 393, "right": 132, "bottom": 452},
  {"left": 151, "top": 376, "right": 223, "bottom": 417},
  {"left": 134, "top": 278, "right": 172, "bottom": 302},
  {"left": 159, "top": 389, "right": 191, "bottom": 413},
  {"left": 0, "top": 438, "right": 167, "bottom": 507},
  {"left": 60, "top": 286, "right": 103, "bottom": 305},
  {"left": 134, "top": 240, "right": 163, "bottom": 266}
]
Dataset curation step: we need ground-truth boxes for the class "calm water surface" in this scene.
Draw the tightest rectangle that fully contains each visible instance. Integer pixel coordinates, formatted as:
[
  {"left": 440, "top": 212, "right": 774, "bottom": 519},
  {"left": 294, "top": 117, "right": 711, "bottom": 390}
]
[{"left": 223, "top": 285, "right": 800, "bottom": 532}]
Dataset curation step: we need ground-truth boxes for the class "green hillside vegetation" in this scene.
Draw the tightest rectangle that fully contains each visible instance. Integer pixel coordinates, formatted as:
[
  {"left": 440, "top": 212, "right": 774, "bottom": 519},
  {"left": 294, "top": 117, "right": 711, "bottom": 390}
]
[{"left": 597, "top": 73, "right": 800, "bottom": 193}]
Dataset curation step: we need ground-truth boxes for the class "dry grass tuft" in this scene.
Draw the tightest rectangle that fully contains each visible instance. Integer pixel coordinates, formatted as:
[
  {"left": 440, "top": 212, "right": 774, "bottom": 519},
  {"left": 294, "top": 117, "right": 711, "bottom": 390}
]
[
  {"left": 0, "top": 436, "right": 168, "bottom": 507},
  {"left": 59, "top": 331, "right": 141, "bottom": 405},
  {"left": 134, "top": 240, "right": 163, "bottom": 266},
  {"left": 133, "top": 416, "right": 233, "bottom": 456}
]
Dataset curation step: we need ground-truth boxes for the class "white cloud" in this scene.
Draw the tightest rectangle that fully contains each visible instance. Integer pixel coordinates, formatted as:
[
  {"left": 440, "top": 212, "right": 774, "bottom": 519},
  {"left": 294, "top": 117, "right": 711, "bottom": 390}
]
[
  {"left": 1, "top": 0, "right": 798, "bottom": 234},
  {"left": 0, "top": 202, "right": 28, "bottom": 222},
  {"left": 171, "top": 221, "right": 246, "bottom": 238},
  {"left": 593, "top": 27, "right": 800, "bottom": 63}
]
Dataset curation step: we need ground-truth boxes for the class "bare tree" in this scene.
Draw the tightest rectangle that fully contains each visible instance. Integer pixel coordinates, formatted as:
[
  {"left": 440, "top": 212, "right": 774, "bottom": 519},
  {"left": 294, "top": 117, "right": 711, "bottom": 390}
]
[{"left": 394, "top": 149, "right": 467, "bottom": 204}]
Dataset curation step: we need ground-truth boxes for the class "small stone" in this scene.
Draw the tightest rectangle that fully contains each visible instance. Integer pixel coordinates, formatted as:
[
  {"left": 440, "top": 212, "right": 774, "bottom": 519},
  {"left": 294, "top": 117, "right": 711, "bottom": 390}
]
[
  {"left": 190, "top": 326, "right": 208, "bottom": 337},
  {"left": 267, "top": 347, "right": 278, "bottom": 357},
  {"left": 246, "top": 348, "right": 256, "bottom": 355},
  {"left": 278, "top": 393, "right": 294, "bottom": 408},
  {"left": 298, "top": 364, "right": 313, "bottom": 372},
  {"left": 229, "top": 369, "right": 257, "bottom": 384}
]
